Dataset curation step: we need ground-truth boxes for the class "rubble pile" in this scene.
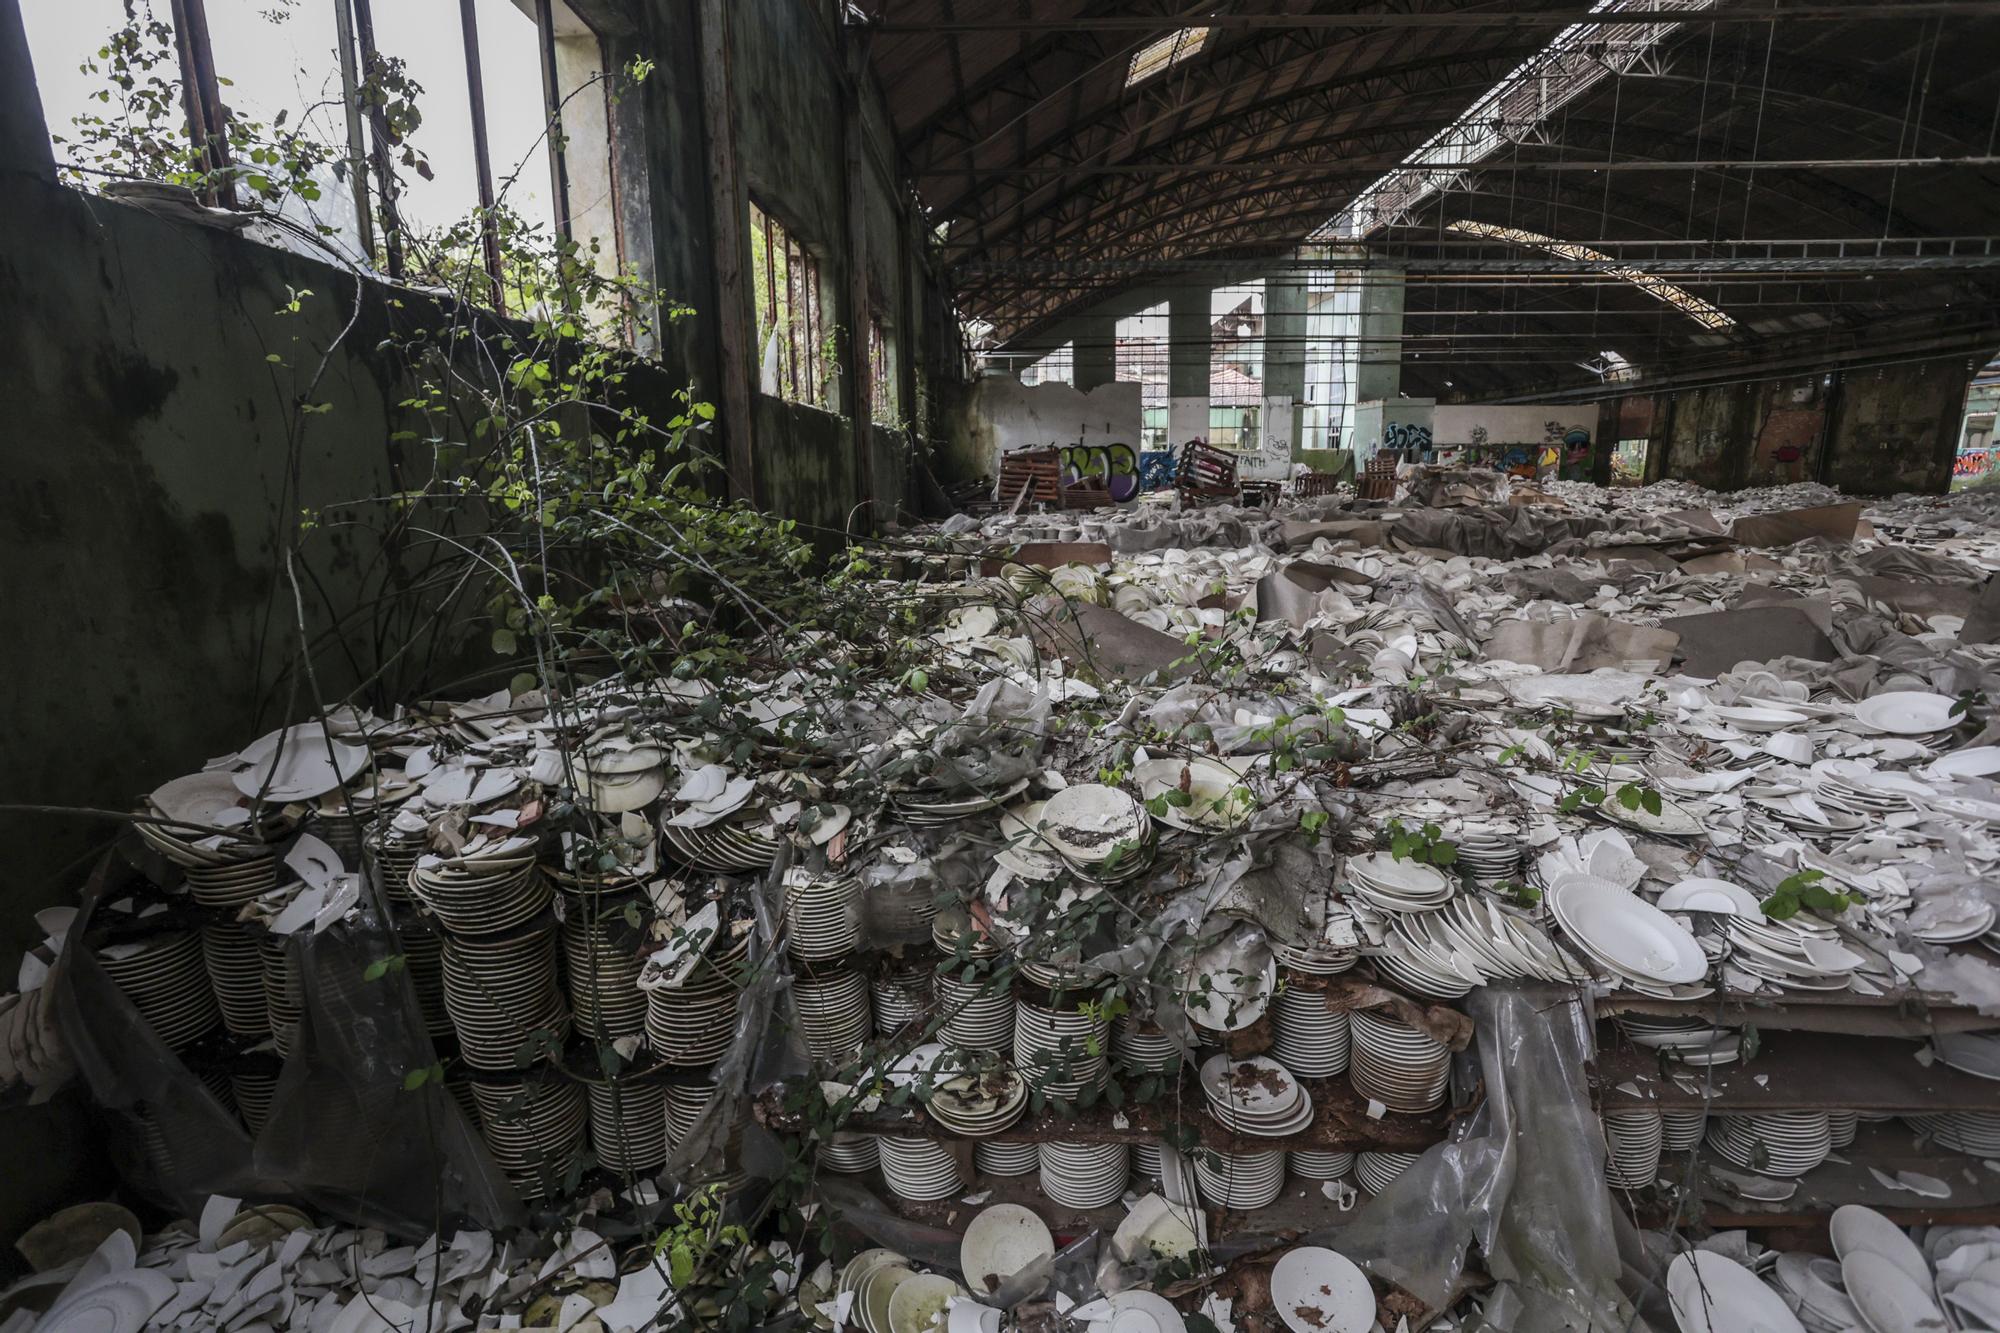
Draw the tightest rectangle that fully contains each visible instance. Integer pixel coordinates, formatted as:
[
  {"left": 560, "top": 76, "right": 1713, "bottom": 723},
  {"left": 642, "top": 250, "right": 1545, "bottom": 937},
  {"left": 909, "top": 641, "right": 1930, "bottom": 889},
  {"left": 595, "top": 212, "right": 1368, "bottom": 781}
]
[{"left": 6, "top": 473, "right": 2000, "bottom": 1332}]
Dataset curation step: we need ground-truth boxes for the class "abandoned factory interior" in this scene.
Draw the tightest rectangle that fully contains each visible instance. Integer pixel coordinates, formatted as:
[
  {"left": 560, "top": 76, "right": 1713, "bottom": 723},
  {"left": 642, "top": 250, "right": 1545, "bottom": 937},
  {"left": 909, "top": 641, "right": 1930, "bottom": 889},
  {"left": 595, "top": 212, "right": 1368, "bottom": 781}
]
[{"left": 11, "top": 0, "right": 2000, "bottom": 1330}]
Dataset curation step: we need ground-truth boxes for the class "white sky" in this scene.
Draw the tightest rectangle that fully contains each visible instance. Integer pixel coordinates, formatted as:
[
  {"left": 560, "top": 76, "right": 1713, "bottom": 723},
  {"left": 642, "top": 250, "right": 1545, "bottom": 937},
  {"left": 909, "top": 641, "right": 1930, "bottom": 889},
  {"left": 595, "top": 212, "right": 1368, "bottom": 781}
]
[{"left": 19, "top": 0, "right": 556, "bottom": 235}]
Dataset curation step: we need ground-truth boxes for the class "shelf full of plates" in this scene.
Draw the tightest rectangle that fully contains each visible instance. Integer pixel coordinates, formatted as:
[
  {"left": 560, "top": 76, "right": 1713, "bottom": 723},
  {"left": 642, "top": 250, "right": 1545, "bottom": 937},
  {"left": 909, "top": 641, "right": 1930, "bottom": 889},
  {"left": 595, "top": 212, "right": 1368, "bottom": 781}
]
[{"left": 1597, "top": 1030, "right": 2000, "bottom": 1115}]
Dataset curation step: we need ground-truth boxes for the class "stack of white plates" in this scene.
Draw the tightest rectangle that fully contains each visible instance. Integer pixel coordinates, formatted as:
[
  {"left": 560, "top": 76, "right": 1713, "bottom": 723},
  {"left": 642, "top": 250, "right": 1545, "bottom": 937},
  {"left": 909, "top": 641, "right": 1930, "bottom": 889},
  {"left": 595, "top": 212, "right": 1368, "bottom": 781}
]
[
  {"left": 1354, "top": 1151, "right": 1420, "bottom": 1194},
  {"left": 1827, "top": 1109, "right": 1858, "bottom": 1148},
  {"left": 468, "top": 1075, "right": 587, "bottom": 1200},
  {"left": 1400, "top": 896, "right": 1590, "bottom": 985},
  {"left": 587, "top": 1077, "right": 668, "bottom": 1174},
  {"left": 441, "top": 921, "right": 568, "bottom": 1071},
  {"left": 786, "top": 868, "right": 862, "bottom": 962},
  {"left": 1705, "top": 1110, "right": 1832, "bottom": 1177},
  {"left": 866, "top": 875, "right": 940, "bottom": 941},
  {"left": 100, "top": 933, "right": 219, "bottom": 1050},
  {"left": 794, "top": 970, "right": 872, "bottom": 1062},
  {"left": 1450, "top": 820, "right": 1524, "bottom": 884},
  {"left": 1721, "top": 913, "right": 1869, "bottom": 990},
  {"left": 1113, "top": 1017, "right": 1182, "bottom": 1076},
  {"left": 661, "top": 817, "right": 781, "bottom": 873},
  {"left": 1194, "top": 1148, "right": 1285, "bottom": 1209},
  {"left": 995, "top": 802, "right": 1063, "bottom": 882},
  {"left": 180, "top": 852, "right": 282, "bottom": 909},
  {"left": 664, "top": 1080, "right": 720, "bottom": 1147},
  {"left": 1182, "top": 930, "right": 1277, "bottom": 1037},
  {"left": 1545, "top": 877, "right": 1707, "bottom": 992},
  {"left": 1618, "top": 1013, "right": 1737, "bottom": 1058},
  {"left": 935, "top": 966, "right": 1014, "bottom": 1050},
  {"left": 199, "top": 922, "right": 270, "bottom": 1037},
  {"left": 1037, "top": 785, "right": 1155, "bottom": 882},
  {"left": 893, "top": 778, "right": 1031, "bottom": 826},
  {"left": 878, "top": 1135, "right": 963, "bottom": 1201},
  {"left": 872, "top": 964, "right": 931, "bottom": 1035},
  {"left": 976, "top": 1141, "right": 1039, "bottom": 1176},
  {"left": 1666, "top": 1252, "right": 1811, "bottom": 1333},
  {"left": 1132, "top": 756, "right": 1256, "bottom": 834},
  {"left": 231, "top": 1068, "right": 279, "bottom": 1134},
  {"left": 560, "top": 904, "right": 647, "bottom": 1041},
  {"left": 401, "top": 924, "right": 453, "bottom": 1039},
  {"left": 261, "top": 935, "right": 302, "bottom": 1057},
  {"left": 1602, "top": 1108, "right": 1663, "bottom": 1188},
  {"left": 1014, "top": 1000, "right": 1108, "bottom": 1099},
  {"left": 1200, "top": 1054, "right": 1315, "bottom": 1138},
  {"left": 932, "top": 909, "right": 1000, "bottom": 960},
  {"left": 1908, "top": 1110, "right": 2000, "bottom": 1155},
  {"left": 1348, "top": 1011, "right": 1451, "bottom": 1114},
  {"left": 1368, "top": 926, "right": 1475, "bottom": 1001},
  {"left": 1271, "top": 985, "right": 1348, "bottom": 1076},
  {"left": 1289, "top": 1150, "right": 1355, "bottom": 1180},
  {"left": 1768, "top": 1252, "right": 1863, "bottom": 1333},
  {"left": 819, "top": 1132, "right": 879, "bottom": 1173},
  {"left": 1809, "top": 757, "right": 1938, "bottom": 817},
  {"left": 1130, "top": 1141, "right": 1165, "bottom": 1178},
  {"left": 1270, "top": 916, "right": 1361, "bottom": 976},
  {"left": 1039, "top": 1141, "right": 1128, "bottom": 1208},
  {"left": 364, "top": 815, "right": 428, "bottom": 906},
  {"left": 1344, "top": 853, "right": 1453, "bottom": 913},
  {"left": 645, "top": 941, "right": 745, "bottom": 1066},
  {"left": 927, "top": 1069, "right": 1028, "bottom": 1137},
  {"left": 409, "top": 850, "right": 549, "bottom": 937},
  {"left": 1661, "top": 1109, "right": 1708, "bottom": 1152}
]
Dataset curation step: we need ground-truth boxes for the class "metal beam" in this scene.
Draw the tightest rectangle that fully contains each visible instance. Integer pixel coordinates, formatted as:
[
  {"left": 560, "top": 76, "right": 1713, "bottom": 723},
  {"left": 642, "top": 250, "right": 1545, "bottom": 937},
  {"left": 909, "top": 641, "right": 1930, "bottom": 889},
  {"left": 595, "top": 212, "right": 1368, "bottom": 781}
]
[
  {"left": 864, "top": 5, "right": 2000, "bottom": 33},
  {"left": 694, "top": 0, "right": 757, "bottom": 504},
  {"left": 917, "top": 154, "right": 2000, "bottom": 176}
]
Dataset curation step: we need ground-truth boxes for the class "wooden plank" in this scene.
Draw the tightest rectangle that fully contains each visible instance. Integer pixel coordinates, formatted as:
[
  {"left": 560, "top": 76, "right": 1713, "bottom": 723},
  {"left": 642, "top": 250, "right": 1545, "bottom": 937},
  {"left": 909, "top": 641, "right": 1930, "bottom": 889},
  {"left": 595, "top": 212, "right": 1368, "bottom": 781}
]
[
  {"left": 1599, "top": 988, "right": 2000, "bottom": 1038},
  {"left": 1597, "top": 1032, "right": 2000, "bottom": 1113},
  {"left": 756, "top": 1073, "right": 1451, "bottom": 1155},
  {"left": 694, "top": 0, "right": 758, "bottom": 504}
]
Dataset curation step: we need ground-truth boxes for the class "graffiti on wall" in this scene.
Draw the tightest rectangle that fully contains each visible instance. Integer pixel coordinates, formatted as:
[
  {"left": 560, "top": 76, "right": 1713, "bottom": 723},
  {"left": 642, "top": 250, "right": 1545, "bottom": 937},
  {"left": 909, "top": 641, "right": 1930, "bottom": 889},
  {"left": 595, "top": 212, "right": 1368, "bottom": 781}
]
[
  {"left": 1548, "top": 420, "right": 1593, "bottom": 480},
  {"left": 1060, "top": 442, "right": 1142, "bottom": 501},
  {"left": 1383, "top": 422, "right": 1432, "bottom": 455},
  {"left": 1957, "top": 450, "right": 1992, "bottom": 479},
  {"left": 1139, "top": 450, "right": 1177, "bottom": 490}
]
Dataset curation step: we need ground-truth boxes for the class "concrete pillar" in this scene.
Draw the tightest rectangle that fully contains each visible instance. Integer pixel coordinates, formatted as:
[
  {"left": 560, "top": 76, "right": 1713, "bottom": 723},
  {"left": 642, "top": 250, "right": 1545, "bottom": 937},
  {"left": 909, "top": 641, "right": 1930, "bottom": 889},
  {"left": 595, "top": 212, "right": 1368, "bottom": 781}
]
[
  {"left": 0, "top": 0, "right": 55, "bottom": 181},
  {"left": 1265, "top": 273, "right": 1306, "bottom": 460},
  {"left": 1167, "top": 286, "right": 1211, "bottom": 445},
  {"left": 1072, "top": 313, "right": 1117, "bottom": 391},
  {"left": 1354, "top": 266, "right": 1406, "bottom": 404}
]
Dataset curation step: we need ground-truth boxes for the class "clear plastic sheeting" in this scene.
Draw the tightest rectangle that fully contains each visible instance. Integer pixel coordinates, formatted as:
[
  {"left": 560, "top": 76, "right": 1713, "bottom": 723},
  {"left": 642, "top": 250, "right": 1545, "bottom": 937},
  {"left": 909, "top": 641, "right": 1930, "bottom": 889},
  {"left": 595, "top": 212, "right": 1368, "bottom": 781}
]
[
  {"left": 1328, "top": 984, "right": 1660, "bottom": 1332},
  {"left": 53, "top": 851, "right": 523, "bottom": 1234}
]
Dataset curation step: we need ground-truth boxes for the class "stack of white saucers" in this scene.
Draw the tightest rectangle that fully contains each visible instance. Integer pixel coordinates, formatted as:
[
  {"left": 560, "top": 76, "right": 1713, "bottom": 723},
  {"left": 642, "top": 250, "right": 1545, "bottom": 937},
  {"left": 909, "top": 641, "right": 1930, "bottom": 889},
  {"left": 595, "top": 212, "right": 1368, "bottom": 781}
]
[
  {"left": 664, "top": 1080, "right": 721, "bottom": 1147},
  {"left": 1037, "top": 784, "right": 1155, "bottom": 882},
  {"left": 1661, "top": 1109, "right": 1708, "bottom": 1152},
  {"left": 1354, "top": 1151, "right": 1420, "bottom": 1194},
  {"left": 1602, "top": 1108, "right": 1664, "bottom": 1188},
  {"left": 1193, "top": 1148, "right": 1285, "bottom": 1209},
  {"left": 231, "top": 1067, "right": 279, "bottom": 1134},
  {"left": 1450, "top": 819, "right": 1525, "bottom": 886},
  {"left": 1344, "top": 853, "right": 1454, "bottom": 913},
  {"left": 820, "top": 1132, "right": 880, "bottom": 1173},
  {"left": 878, "top": 1135, "right": 963, "bottom": 1201},
  {"left": 794, "top": 969, "right": 872, "bottom": 1062},
  {"left": 409, "top": 842, "right": 549, "bottom": 936},
  {"left": 976, "top": 1141, "right": 1039, "bottom": 1176},
  {"left": 644, "top": 939, "right": 745, "bottom": 1066},
  {"left": 865, "top": 877, "right": 938, "bottom": 942},
  {"left": 1810, "top": 756, "right": 1940, "bottom": 815},
  {"left": 400, "top": 923, "right": 453, "bottom": 1039},
  {"left": 100, "top": 932, "right": 220, "bottom": 1050},
  {"left": 180, "top": 851, "right": 283, "bottom": 910},
  {"left": 1113, "top": 1017, "right": 1182, "bottom": 1076},
  {"left": 1768, "top": 1252, "right": 1865, "bottom": 1333},
  {"left": 560, "top": 904, "right": 647, "bottom": 1042},
  {"left": 785, "top": 867, "right": 863, "bottom": 962},
  {"left": 441, "top": 920, "right": 568, "bottom": 1070},
  {"left": 872, "top": 964, "right": 930, "bottom": 1035},
  {"left": 932, "top": 908, "right": 1000, "bottom": 960},
  {"left": 893, "top": 777, "right": 1031, "bottom": 826},
  {"left": 1545, "top": 876, "right": 1707, "bottom": 993},
  {"left": 261, "top": 935, "right": 302, "bottom": 1056},
  {"left": 137, "top": 771, "right": 292, "bottom": 897},
  {"left": 1040, "top": 1141, "right": 1128, "bottom": 1208},
  {"left": 1014, "top": 999, "right": 1108, "bottom": 1099},
  {"left": 1289, "top": 1150, "right": 1355, "bottom": 1180},
  {"left": 995, "top": 802, "right": 1063, "bottom": 882},
  {"left": 1368, "top": 933, "right": 1475, "bottom": 1001},
  {"left": 660, "top": 816, "right": 781, "bottom": 874},
  {"left": 935, "top": 966, "right": 1014, "bottom": 1050},
  {"left": 587, "top": 1077, "right": 668, "bottom": 1174},
  {"left": 468, "top": 1075, "right": 587, "bottom": 1200},
  {"left": 1272, "top": 985, "right": 1349, "bottom": 1077},
  {"left": 1348, "top": 1011, "right": 1451, "bottom": 1113},
  {"left": 1200, "top": 1054, "right": 1315, "bottom": 1138},
  {"left": 364, "top": 812, "right": 428, "bottom": 906},
  {"left": 1827, "top": 1110, "right": 1858, "bottom": 1148},
  {"left": 1720, "top": 912, "right": 1870, "bottom": 991},
  {"left": 199, "top": 922, "right": 270, "bottom": 1037},
  {"left": 927, "top": 1069, "right": 1028, "bottom": 1137},
  {"left": 1130, "top": 1141, "right": 1166, "bottom": 1178},
  {"left": 1705, "top": 1110, "right": 1832, "bottom": 1177},
  {"left": 1909, "top": 1109, "right": 2000, "bottom": 1155},
  {"left": 1270, "top": 920, "right": 1362, "bottom": 976}
]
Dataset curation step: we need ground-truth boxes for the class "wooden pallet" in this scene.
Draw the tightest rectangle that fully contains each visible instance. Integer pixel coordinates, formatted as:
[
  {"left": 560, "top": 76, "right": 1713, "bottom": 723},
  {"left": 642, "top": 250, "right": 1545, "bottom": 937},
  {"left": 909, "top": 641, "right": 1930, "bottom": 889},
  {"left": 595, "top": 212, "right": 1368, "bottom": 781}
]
[
  {"left": 1176, "top": 439, "right": 1240, "bottom": 504},
  {"left": 995, "top": 445, "right": 1062, "bottom": 508}
]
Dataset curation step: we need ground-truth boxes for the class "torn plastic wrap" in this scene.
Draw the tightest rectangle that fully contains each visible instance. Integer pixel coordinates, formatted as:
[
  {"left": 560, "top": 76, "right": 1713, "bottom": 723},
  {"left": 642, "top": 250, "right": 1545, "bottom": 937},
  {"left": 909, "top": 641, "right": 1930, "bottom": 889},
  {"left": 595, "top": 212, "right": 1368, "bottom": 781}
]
[
  {"left": 1327, "top": 984, "right": 1657, "bottom": 1332},
  {"left": 53, "top": 850, "right": 520, "bottom": 1235}
]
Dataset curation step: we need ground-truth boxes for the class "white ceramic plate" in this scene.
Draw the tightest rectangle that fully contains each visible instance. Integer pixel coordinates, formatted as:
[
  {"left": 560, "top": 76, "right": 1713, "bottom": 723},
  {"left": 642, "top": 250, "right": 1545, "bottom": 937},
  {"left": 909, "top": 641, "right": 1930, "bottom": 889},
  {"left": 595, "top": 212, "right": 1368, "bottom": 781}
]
[
  {"left": 1269, "top": 1247, "right": 1373, "bottom": 1333},
  {"left": 1664, "top": 1252, "right": 1804, "bottom": 1333}
]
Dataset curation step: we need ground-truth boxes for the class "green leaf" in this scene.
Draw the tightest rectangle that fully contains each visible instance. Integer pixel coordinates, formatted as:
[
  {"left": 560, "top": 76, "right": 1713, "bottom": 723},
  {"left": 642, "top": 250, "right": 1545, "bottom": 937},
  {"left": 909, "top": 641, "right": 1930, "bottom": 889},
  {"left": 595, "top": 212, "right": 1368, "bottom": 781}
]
[
  {"left": 491, "top": 627, "right": 517, "bottom": 655},
  {"left": 401, "top": 1066, "right": 431, "bottom": 1090},
  {"left": 1642, "top": 789, "right": 1663, "bottom": 816},
  {"left": 669, "top": 1243, "right": 695, "bottom": 1286}
]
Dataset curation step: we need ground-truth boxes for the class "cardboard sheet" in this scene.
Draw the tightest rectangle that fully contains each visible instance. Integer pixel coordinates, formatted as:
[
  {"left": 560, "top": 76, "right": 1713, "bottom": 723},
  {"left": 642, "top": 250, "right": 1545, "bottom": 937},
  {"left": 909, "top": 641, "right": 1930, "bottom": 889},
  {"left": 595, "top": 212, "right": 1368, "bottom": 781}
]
[
  {"left": 1031, "top": 601, "right": 1196, "bottom": 682},
  {"left": 1728, "top": 502, "right": 1863, "bottom": 548},
  {"left": 1255, "top": 561, "right": 1373, "bottom": 628},
  {"left": 1484, "top": 615, "right": 1679, "bottom": 673},
  {"left": 1658, "top": 606, "right": 1839, "bottom": 677},
  {"left": 979, "top": 541, "right": 1113, "bottom": 574}
]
